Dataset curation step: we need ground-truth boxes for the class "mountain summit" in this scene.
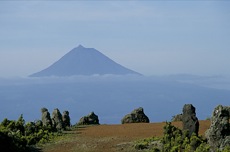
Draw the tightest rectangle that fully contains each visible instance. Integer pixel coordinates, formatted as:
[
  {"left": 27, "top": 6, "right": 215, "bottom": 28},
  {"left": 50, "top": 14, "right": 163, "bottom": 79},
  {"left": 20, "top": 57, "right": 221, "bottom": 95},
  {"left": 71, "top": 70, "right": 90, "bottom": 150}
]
[{"left": 30, "top": 45, "right": 141, "bottom": 77}]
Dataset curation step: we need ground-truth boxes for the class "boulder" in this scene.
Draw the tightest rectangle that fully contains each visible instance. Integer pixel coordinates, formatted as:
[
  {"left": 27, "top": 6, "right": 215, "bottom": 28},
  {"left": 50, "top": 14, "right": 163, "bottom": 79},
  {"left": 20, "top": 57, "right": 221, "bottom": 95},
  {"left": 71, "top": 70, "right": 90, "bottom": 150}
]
[
  {"left": 77, "top": 112, "right": 99, "bottom": 125},
  {"left": 205, "top": 105, "right": 230, "bottom": 151},
  {"left": 62, "top": 111, "right": 71, "bottom": 128},
  {"left": 171, "top": 114, "right": 182, "bottom": 122},
  {"left": 182, "top": 104, "right": 199, "bottom": 137},
  {"left": 52, "top": 108, "right": 64, "bottom": 130},
  {"left": 121, "top": 107, "right": 149, "bottom": 124},
  {"left": 41, "top": 107, "right": 52, "bottom": 128}
]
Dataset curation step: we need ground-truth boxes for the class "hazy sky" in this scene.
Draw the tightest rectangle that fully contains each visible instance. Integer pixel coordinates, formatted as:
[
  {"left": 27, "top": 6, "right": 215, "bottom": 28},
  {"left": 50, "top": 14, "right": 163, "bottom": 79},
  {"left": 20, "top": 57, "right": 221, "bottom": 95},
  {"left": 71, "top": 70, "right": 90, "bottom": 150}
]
[{"left": 0, "top": 1, "right": 230, "bottom": 77}]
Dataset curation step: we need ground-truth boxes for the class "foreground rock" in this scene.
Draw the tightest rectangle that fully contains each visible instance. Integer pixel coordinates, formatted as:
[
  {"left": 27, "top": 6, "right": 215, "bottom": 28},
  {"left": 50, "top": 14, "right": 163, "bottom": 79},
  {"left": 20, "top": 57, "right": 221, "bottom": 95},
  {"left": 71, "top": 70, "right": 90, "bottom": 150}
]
[
  {"left": 205, "top": 105, "right": 230, "bottom": 151},
  {"left": 52, "top": 108, "right": 64, "bottom": 130},
  {"left": 182, "top": 104, "right": 199, "bottom": 137},
  {"left": 41, "top": 108, "right": 52, "bottom": 128},
  {"left": 77, "top": 112, "right": 99, "bottom": 125},
  {"left": 121, "top": 107, "right": 149, "bottom": 124}
]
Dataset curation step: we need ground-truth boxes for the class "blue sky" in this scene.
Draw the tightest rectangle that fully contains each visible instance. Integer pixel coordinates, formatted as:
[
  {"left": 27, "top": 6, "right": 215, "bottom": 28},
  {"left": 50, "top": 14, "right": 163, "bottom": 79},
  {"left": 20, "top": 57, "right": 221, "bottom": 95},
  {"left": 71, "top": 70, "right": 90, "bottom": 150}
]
[{"left": 0, "top": 1, "right": 230, "bottom": 77}]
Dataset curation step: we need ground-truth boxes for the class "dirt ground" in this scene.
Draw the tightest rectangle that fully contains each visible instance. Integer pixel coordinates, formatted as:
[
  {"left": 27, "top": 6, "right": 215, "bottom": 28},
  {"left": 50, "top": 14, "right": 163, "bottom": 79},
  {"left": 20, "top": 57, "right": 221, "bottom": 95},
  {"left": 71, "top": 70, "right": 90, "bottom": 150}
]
[{"left": 42, "top": 120, "right": 210, "bottom": 152}]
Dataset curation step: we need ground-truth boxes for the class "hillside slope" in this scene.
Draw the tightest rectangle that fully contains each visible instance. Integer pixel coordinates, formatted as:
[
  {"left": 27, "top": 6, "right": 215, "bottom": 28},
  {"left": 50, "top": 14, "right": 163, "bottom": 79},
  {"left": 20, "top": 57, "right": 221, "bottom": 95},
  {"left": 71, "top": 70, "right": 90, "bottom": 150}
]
[{"left": 42, "top": 120, "right": 210, "bottom": 152}]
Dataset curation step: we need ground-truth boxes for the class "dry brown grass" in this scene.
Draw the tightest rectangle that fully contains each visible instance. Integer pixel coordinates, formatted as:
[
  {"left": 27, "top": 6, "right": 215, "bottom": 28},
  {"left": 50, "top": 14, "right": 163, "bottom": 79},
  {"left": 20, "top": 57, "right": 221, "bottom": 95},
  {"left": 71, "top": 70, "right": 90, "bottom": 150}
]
[{"left": 42, "top": 120, "right": 210, "bottom": 152}]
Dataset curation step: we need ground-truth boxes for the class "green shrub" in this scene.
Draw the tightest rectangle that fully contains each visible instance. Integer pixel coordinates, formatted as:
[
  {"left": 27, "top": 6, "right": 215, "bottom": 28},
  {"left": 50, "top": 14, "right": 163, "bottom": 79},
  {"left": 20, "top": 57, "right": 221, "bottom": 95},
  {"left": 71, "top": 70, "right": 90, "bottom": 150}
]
[
  {"left": 194, "top": 142, "right": 210, "bottom": 152},
  {"left": 134, "top": 141, "right": 148, "bottom": 150},
  {"left": 0, "top": 114, "right": 63, "bottom": 151},
  {"left": 135, "top": 122, "right": 216, "bottom": 152},
  {"left": 222, "top": 146, "right": 230, "bottom": 152},
  {"left": 134, "top": 137, "right": 161, "bottom": 150}
]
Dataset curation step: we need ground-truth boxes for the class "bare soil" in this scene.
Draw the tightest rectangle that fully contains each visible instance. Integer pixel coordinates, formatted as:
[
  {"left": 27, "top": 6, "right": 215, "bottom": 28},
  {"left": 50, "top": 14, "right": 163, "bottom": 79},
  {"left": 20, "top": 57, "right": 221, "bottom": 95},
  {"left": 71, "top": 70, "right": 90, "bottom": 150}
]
[{"left": 41, "top": 120, "right": 210, "bottom": 152}]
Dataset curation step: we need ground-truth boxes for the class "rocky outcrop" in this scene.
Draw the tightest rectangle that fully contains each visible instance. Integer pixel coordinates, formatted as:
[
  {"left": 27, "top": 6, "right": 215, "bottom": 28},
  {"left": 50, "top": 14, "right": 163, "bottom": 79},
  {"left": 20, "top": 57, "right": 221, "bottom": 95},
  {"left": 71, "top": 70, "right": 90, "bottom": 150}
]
[
  {"left": 171, "top": 114, "right": 182, "bottom": 122},
  {"left": 121, "top": 107, "right": 149, "bottom": 124},
  {"left": 62, "top": 111, "right": 71, "bottom": 128},
  {"left": 182, "top": 104, "right": 199, "bottom": 137},
  {"left": 41, "top": 108, "right": 52, "bottom": 128},
  {"left": 52, "top": 108, "right": 64, "bottom": 130},
  {"left": 77, "top": 112, "right": 99, "bottom": 125},
  {"left": 205, "top": 105, "right": 230, "bottom": 151}
]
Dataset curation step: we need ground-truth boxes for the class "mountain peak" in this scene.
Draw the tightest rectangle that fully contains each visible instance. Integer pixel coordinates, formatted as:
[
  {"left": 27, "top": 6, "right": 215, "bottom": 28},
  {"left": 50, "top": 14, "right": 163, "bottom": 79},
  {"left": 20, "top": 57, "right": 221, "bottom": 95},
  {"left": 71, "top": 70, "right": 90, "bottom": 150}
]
[
  {"left": 30, "top": 45, "right": 141, "bottom": 77},
  {"left": 77, "top": 44, "right": 85, "bottom": 49}
]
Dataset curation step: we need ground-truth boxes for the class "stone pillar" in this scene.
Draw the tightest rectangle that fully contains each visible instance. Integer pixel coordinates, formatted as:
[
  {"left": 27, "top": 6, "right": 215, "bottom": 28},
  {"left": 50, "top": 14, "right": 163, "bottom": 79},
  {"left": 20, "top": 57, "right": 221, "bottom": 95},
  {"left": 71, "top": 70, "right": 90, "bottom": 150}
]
[
  {"left": 52, "top": 108, "right": 64, "bottom": 130},
  {"left": 41, "top": 107, "right": 52, "bottom": 128},
  {"left": 62, "top": 111, "right": 71, "bottom": 128},
  {"left": 182, "top": 104, "right": 199, "bottom": 137}
]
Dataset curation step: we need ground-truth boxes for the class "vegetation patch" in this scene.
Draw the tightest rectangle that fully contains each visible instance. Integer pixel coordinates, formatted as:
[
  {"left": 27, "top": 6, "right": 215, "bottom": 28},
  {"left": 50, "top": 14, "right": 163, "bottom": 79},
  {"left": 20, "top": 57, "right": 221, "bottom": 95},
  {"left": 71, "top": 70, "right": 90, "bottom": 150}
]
[
  {"left": 0, "top": 114, "right": 64, "bottom": 152},
  {"left": 134, "top": 122, "right": 230, "bottom": 152}
]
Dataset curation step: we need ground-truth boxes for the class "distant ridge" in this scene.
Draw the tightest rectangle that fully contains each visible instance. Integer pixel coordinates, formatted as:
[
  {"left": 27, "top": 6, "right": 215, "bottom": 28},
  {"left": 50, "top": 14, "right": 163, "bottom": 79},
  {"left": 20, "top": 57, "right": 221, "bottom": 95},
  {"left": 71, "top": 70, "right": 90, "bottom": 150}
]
[{"left": 30, "top": 45, "right": 141, "bottom": 77}]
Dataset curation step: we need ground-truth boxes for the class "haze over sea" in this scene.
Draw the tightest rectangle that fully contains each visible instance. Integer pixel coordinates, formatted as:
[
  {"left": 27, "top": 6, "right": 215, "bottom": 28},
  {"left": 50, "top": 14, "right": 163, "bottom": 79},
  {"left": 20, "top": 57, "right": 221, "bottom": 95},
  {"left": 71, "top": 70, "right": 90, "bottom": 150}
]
[{"left": 1, "top": 74, "right": 230, "bottom": 124}]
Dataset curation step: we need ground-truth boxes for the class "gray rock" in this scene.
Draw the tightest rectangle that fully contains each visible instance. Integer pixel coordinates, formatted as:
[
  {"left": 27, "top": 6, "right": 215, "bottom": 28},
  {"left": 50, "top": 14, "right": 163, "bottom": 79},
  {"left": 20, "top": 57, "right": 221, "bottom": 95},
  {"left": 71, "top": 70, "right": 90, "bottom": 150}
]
[
  {"left": 52, "top": 108, "right": 64, "bottom": 130},
  {"left": 182, "top": 104, "right": 199, "bottom": 137},
  {"left": 41, "top": 107, "right": 52, "bottom": 128},
  {"left": 77, "top": 112, "right": 99, "bottom": 125},
  {"left": 205, "top": 105, "right": 230, "bottom": 151},
  {"left": 121, "top": 107, "right": 149, "bottom": 124},
  {"left": 171, "top": 114, "right": 182, "bottom": 122},
  {"left": 62, "top": 111, "right": 71, "bottom": 128}
]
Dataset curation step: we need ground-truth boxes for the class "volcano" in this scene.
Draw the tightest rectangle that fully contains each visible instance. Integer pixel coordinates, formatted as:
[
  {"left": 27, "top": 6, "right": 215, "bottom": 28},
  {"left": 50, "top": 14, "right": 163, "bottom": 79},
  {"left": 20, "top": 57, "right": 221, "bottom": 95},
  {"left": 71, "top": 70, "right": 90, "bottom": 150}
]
[{"left": 30, "top": 45, "right": 141, "bottom": 77}]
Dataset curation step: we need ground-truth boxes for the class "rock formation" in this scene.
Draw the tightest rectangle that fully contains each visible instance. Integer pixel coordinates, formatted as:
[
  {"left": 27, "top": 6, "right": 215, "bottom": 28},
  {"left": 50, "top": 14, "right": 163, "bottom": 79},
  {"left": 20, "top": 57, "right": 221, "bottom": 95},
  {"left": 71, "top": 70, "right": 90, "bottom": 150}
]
[
  {"left": 41, "top": 107, "right": 52, "bottom": 128},
  {"left": 62, "top": 111, "right": 71, "bottom": 128},
  {"left": 171, "top": 114, "right": 182, "bottom": 122},
  {"left": 77, "top": 112, "right": 99, "bottom": 125},
  {"left": 121, "top": 107, "right": 149, "bottom": 124},
  {"left": 182, "top": 104, "right": 199, "bottom": 137},
  {"left": 52, "top": 108, "right": 64, "bottom": 130},
  {"left": 205, "top": 105, "right": 230, "bottom": 151}
]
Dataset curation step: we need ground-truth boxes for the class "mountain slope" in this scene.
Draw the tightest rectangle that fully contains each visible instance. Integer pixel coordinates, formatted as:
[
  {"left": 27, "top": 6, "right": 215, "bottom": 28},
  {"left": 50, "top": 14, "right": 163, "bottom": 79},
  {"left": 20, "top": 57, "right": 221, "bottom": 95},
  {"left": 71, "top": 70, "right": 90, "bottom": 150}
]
[{"left": 30, "top": 45, "right": 140, "bottom": 77}]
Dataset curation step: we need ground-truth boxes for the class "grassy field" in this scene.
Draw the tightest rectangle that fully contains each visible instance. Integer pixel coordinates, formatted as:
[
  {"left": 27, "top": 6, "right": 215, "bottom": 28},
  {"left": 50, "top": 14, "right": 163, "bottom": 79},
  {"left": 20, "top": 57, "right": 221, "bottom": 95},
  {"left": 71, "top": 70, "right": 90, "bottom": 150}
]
[{"left": 41, "top": 120, "right": 210, "bottom": 152}]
